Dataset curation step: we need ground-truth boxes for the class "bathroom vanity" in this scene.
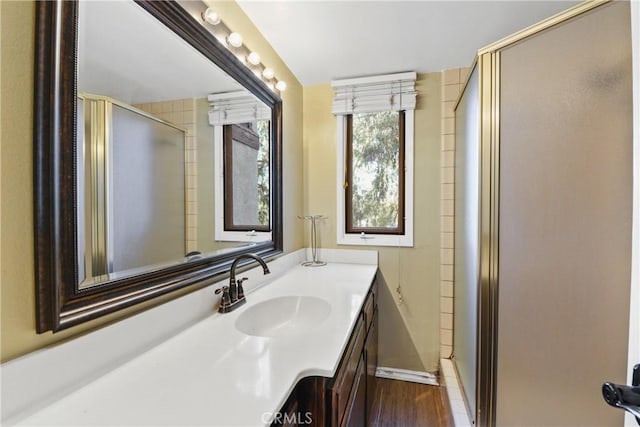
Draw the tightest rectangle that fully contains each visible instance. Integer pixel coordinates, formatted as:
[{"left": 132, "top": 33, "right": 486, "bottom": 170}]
[
  {"left": 274, "top": 276, "right": 378, "bottom": 426},
  {"left": 2, "top": 249, "right": 378, "bottom": 426}
]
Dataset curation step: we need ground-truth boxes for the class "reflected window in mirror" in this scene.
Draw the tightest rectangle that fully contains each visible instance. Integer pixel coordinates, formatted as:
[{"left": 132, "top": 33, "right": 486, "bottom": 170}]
[
  {"left": 209, "top": 92, "right": 272, "bottom": 243},
  {"left": 223, "top": 121, "right": 270, "bottom": 232}
]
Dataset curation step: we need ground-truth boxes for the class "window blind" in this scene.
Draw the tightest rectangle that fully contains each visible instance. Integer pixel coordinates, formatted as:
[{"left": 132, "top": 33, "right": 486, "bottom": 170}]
[
  {"left": 331, "top": 71, "right": 417, "bottom": 115},
  {"left": 208, "top": 91, "right": 271, "bottom": 126}
]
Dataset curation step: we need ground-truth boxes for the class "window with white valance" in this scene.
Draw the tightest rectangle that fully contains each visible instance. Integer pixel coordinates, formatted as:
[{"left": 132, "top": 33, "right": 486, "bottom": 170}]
[{"left": 333, "top": 72, "right": 416, "bottom": 247}]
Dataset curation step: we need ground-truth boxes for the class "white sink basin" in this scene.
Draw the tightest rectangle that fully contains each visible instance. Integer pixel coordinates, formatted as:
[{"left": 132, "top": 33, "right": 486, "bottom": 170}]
[{"left": 235, "top": 296, "right": 331, "bottom": 337}]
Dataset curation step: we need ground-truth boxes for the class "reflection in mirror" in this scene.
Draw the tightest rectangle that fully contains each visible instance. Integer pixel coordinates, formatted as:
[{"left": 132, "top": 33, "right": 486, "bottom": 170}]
[
  {"left": 77, "top": 94, "right": 188, "bottom": 286},
  {"left": 76, "top": 0, "right": 272, "bottom": 288},
  {"left": 208, "top": 92, "right": 272, "bottom": 244},
  {"left": 34, "top": 0, "right": 282, "bottom": 332},
  {"left": 224, "top": 121, "right": 270, "bottom": 231},
  {"left": 224, "top": 121, "right": 270, "bottom": 232}
]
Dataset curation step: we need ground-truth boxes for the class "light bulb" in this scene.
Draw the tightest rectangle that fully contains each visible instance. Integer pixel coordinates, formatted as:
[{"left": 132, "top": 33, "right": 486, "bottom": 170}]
[
  {"left": 227, "top": 32, "right": 243, "bottom": 48},
  {"left": 275, "top": 80, "right": 287, "bottom": 91},
  {"left": 262, "top": 67, "right": 275, "bottom": 80},
  {"left": 201, "top": 8, "right": 220, "bottom": 25},
  {"left": 247, "top": 52, "right": 261, "bottom": 65}
]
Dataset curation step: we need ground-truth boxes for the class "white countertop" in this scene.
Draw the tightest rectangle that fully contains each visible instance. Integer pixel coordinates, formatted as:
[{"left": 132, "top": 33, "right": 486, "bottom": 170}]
[{"left": 12, "top": 258, "right": 377, "bottom": 426}]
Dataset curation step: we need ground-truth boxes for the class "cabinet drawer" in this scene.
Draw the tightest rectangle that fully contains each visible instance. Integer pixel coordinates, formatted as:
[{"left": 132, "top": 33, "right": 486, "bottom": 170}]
[{"left": 330, "top": 315, "right": 365, "bottom": 425}]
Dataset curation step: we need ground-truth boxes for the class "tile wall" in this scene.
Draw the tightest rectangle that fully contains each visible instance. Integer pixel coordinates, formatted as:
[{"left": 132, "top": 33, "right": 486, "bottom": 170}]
[{"left": 440, "top": 68, "right": 468, "bottom": 359}]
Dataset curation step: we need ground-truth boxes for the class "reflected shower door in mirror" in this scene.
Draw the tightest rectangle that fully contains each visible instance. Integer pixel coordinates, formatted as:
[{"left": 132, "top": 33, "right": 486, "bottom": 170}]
[
  {"left": 75, "top": 1, "right": 273, "bottom": 288},
  {"left": 77, "top": 95, "right": 188, "bottom": 286}
]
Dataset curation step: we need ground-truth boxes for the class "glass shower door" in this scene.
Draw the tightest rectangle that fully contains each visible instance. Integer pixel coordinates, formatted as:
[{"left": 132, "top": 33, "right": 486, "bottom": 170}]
[
  {"left": 454, "top": 65, "right": 480, "bottom": 424},
  {"left": 496, "top": 2, "right": 633, "bottom": 425}
]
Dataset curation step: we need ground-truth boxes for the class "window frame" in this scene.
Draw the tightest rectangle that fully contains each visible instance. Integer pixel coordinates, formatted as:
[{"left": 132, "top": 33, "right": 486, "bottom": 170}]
[
  {"left": 222, "top": 122, "right": 270, "bottom": 233},
  {"left": 337, "top": 110, "right": 414, "bottom": 247},
  {"left": 345, "top": 111, "right": 406, "bottom": 235},
  {"left": 214, "top": 125, "right": 272, "bottom": 243}
]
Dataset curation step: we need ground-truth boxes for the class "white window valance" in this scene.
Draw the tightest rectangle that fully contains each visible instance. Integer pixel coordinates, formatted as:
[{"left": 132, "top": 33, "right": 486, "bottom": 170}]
[
  {"left": 331, "top": 71, "right": 417, "bottom": 115},
  {"left": 208, "top": 91, "right": 271, "bottom": 126}
]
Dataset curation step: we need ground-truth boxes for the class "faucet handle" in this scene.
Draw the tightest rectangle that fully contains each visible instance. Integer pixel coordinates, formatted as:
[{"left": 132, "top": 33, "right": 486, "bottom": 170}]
[
  {"left": 215, "top": 286, "right": 231, "bottom": 311},
  {"left": 236, "top": 277, "right": 249, "bottom": 300}
]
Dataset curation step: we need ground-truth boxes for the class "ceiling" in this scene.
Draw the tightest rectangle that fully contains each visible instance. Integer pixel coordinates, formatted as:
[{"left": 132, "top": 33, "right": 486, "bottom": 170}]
[
  {"left": 78, "top": 0, "right": 244, "bottom": 105},
  {"left": 237, "top": 0, "right": 580, "bottom": 86}
]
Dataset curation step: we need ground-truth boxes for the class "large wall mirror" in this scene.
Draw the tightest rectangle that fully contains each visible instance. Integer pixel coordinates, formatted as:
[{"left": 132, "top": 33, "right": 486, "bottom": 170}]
[{"left": 34, "top": 0, "right": 283, "bottom": 332}]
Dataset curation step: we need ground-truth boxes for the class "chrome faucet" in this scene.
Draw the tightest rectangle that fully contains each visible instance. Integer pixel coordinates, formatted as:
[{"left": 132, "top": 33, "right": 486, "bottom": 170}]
[{"left": 215, "top": 253, "right": 270, "bottom": 313}]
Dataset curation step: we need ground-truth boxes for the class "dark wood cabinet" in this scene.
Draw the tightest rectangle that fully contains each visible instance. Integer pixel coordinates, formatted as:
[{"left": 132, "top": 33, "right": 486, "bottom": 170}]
[
  {"left": 364, "top": 309, "right": 378, "bottom": 425},
  {"left": 329, "top": 314, "right": 365, "bottom": 425},
  {"left": 281, "top": 398, "right": 300, "bottom": 427},
  {"left": 341, "top": 354, "right": 366, "bottom": 427},
  {"left": 272, "top": 276, "right": 378, "bottom": 426}
]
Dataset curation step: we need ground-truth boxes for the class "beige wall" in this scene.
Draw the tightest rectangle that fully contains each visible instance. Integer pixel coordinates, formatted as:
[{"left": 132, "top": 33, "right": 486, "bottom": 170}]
[
  {"left": 302, "top": 73, "right": 443, "bottom": 372},
  {"left": 0, "top": 0, "right": 303, "bottom": 362}
]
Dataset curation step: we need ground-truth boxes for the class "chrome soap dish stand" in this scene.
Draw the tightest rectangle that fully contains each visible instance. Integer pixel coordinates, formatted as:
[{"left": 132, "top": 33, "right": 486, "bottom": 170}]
[{"left": 298, "top": 215, "right": 327, "bottom": 267}]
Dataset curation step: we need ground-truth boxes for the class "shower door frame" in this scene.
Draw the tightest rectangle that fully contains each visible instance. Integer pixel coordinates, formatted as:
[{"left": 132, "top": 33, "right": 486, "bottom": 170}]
[{"left": 468, "top": 1, "right": 627, "bottom": 426}]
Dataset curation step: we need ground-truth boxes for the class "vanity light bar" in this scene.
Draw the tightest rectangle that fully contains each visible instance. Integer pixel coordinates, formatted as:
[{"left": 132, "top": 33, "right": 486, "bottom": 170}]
[{"left": 200, "top": 7, "right": 286, "bottom": 92}]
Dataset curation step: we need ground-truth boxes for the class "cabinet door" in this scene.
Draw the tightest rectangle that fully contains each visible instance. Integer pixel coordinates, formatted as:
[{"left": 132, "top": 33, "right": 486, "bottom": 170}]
[
  {"left": 341, "top": 354, "right": 366, "bottom": 427},
  {"left": 365, "top": 309, "right": 378, "bottom": 423},
  {"left": 330, "top": 316, "right": 365, "bottom": 425}
]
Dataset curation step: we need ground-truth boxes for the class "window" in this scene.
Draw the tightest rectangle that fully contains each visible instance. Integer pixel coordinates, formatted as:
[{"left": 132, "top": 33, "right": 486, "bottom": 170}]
[
  {"left": 222, "top": 121, "right": 270, "bottom": 232},
  {"left": 334, "top": 72, "right": 415, "bottom": 247},
  {"left": 346, "top": 111, "right": 405, "bottom": 234}
]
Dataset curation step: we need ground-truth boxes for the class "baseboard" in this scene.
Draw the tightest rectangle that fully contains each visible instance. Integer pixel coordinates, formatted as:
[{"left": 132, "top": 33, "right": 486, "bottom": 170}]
[{"left": 375, "top": 366, "right": 439, "bottom": 386}]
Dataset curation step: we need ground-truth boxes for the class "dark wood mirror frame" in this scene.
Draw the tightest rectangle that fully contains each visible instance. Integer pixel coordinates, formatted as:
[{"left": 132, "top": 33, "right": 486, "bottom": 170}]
[{"left": 34, "top": 0, "right": 283, "bottom": 333}]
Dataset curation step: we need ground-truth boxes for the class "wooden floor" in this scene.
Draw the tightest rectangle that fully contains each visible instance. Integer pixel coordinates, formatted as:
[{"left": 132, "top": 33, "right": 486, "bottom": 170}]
[{"left": 369, "top": 378, "right": 454, "bottom": 427}]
